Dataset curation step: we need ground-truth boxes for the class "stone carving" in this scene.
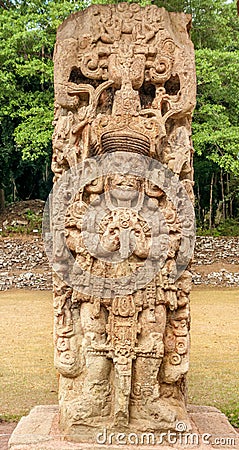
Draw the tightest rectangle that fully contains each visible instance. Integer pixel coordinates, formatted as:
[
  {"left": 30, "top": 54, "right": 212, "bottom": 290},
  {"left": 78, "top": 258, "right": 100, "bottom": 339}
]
[{"left": 51, "top": 3, "right": 196, "bottom": 442}]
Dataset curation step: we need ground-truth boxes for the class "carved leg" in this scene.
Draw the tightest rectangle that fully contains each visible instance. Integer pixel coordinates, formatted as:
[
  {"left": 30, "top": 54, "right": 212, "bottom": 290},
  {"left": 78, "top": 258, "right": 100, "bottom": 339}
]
[
  {"left": 130, "top": 305, "right": 176, "bottom": 428},
  {"left": 59, "top": 302, "right": 112, "bottom": 428},
  {"left": 77, "top": 302, "right": 112, "bottom": 420}
]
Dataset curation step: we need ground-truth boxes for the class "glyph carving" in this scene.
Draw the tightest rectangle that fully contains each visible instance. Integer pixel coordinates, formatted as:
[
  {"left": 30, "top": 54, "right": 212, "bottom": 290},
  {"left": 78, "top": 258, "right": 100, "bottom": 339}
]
[{"left": 48, "top": 3, "right": 196, "bottom": 442}]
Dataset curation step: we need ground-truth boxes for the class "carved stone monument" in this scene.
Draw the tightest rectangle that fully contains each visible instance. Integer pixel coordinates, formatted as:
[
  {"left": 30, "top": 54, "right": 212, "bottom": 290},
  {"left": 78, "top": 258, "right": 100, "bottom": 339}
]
[{"left": 51, "top": 3, "right": 196, "bottom": 443}]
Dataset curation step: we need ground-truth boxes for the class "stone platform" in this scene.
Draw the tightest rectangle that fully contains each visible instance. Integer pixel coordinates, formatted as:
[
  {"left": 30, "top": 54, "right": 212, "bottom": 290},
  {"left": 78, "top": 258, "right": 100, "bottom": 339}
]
[{"left": 8, "top": 405, "right": 238, "bottom": 450}]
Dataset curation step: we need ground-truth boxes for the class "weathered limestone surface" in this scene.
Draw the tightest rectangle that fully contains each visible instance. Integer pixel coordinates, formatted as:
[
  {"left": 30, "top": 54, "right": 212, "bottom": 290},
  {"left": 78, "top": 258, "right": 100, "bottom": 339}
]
[{"left": 49, "top": 3, "right": 197, "bottom": 442}]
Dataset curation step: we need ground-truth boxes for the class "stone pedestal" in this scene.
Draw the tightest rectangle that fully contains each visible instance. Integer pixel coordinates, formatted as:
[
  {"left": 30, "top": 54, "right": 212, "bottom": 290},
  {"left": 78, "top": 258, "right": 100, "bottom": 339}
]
[{"left": 8, "top": 405, "right": 238, "bottom": 450}]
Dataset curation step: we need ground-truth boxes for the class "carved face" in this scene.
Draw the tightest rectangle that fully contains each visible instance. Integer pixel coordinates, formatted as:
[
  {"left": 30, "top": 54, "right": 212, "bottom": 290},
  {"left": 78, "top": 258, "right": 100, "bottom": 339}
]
[{"left": 107, "top": 174, "right": 141, "bottom": 201}]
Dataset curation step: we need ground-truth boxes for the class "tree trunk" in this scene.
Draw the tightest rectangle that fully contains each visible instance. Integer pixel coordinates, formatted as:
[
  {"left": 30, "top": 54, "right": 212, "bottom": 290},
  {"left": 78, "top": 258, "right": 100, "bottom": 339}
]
[
  {"left": 12, "top": 178, "right": 17, "bottom": 202},
  {"left": 226, "top": 172, "right": 230, "bottom": 219},
  {"left": 209, "top": 173, "right": 214, "bottom": 230},
  {"left": 221, "top": 169, "right": 226, "bottom": 220},
  {"left": 197, "top": 183, "right": 201, "bottom": 225},
  {"left": 0, "top": 189, "right": 5, "bottom": 212}
]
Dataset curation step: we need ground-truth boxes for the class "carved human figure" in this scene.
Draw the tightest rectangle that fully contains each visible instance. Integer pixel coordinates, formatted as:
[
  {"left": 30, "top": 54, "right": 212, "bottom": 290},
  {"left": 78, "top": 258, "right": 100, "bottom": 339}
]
[{"left": 51, "top": 3, "right": 196, "bottom": 442}]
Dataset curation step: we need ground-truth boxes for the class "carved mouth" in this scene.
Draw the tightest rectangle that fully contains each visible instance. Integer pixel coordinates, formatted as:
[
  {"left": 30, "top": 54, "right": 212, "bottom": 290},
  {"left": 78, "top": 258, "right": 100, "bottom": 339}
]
[{"left": 115, "top": 183, "right": 135, "bottom": 189}]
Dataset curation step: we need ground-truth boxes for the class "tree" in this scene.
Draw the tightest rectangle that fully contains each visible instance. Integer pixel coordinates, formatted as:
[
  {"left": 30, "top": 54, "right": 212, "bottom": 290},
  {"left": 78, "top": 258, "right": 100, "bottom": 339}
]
[
  {"left": 192, "top": 2, "right": 239, "bottom": 228},
  {"left": 0, "top": 0, "right": 87, "bottom": 200}
]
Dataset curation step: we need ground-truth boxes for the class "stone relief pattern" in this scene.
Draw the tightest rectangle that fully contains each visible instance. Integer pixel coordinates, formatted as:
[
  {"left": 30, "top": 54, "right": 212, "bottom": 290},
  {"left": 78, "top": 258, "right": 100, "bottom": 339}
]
[{"left": 52, "top": 3, "right": 196, "bottom": 440}]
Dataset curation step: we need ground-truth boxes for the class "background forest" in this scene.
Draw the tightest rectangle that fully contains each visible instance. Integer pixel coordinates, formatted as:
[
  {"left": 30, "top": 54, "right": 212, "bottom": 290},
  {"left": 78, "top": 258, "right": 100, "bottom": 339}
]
[{"left": 0, "top": 0, "right": 239, "bottom": 234}]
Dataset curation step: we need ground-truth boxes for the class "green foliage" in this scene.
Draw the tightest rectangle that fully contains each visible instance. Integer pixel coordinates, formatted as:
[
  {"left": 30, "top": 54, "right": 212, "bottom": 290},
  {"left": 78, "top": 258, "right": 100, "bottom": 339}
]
[
  {"left": 0, "top": 0, "right": 87, "bottom": 200},
  {"left": 1, "top": 207, "right": 42, "bottom": 235},
  {"left": 193, "top": 46, "right": 239, "bottom": 176},
  {"left": 184, "top": 1, "right": 239, "bottom": 228},
  {"left": 197, "top": 218, "right": 239, "bottom": 237},
  {"left": 24, "top": 208, "right": 42, "bottom": 228}
]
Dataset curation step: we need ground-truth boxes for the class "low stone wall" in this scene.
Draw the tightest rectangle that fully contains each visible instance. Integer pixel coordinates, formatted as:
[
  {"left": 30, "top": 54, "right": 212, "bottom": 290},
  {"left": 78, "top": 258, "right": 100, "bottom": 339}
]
[{"left": 0, "top": 236, "right": 239, "bottom": 290}]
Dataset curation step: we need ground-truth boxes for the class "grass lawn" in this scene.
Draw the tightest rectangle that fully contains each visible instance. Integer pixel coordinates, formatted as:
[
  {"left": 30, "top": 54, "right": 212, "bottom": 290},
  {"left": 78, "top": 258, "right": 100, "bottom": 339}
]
[{"left": 0, "top": 288, "right": 238, "bottom": 426}]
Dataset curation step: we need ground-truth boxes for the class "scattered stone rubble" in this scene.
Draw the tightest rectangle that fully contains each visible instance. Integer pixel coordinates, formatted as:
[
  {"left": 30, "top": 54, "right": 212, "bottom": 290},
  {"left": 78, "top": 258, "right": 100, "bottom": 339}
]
[
  {"left": 0, "top": 237, "right": 51, "bottom": 291},
  {"left": 0, "top": 235, "right": 238, "bottom": 290},
  {"left": 192, "top": 269, "right": 239, "bottom": 286},
  {"left": 193, "top": 236, "right": 239, "bottom": 286},
  {"left": 194, "top": 236, "right": 239, "bottom": 265}
]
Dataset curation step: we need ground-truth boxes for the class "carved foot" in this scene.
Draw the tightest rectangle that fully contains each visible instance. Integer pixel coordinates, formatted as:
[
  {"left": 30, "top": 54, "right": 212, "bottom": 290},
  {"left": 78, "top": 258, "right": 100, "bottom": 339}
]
[{"left": 130, "top": 398, "right": 176, "bottom": 430}]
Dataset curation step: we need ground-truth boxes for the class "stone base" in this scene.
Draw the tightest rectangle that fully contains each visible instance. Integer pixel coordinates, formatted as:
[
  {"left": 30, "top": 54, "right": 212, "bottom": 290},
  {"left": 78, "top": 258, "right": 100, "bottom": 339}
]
[{"left": 8, "top": 405, "right": 238, "bottom": 450}]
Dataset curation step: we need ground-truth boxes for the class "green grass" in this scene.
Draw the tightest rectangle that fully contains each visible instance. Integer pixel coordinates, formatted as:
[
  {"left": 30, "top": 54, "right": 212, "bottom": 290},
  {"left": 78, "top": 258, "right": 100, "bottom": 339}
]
[{"left": 0, "top": 289, "right": 238, "bottom": 427}]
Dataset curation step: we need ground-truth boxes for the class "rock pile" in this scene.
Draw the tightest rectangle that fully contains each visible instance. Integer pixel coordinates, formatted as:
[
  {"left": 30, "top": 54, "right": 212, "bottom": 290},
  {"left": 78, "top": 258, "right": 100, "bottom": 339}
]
[
  {"left": 194, "top": 236, "right": 239, "bottom": 265},
  {"left": 193, "top": 236, "right": 239, "bottom": 287},
  {"left": 0, "top": 237, "right": 51, "bottom": 290},
  {"left": 192, "top": 269, "right": 239, "bottom": 286}
]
